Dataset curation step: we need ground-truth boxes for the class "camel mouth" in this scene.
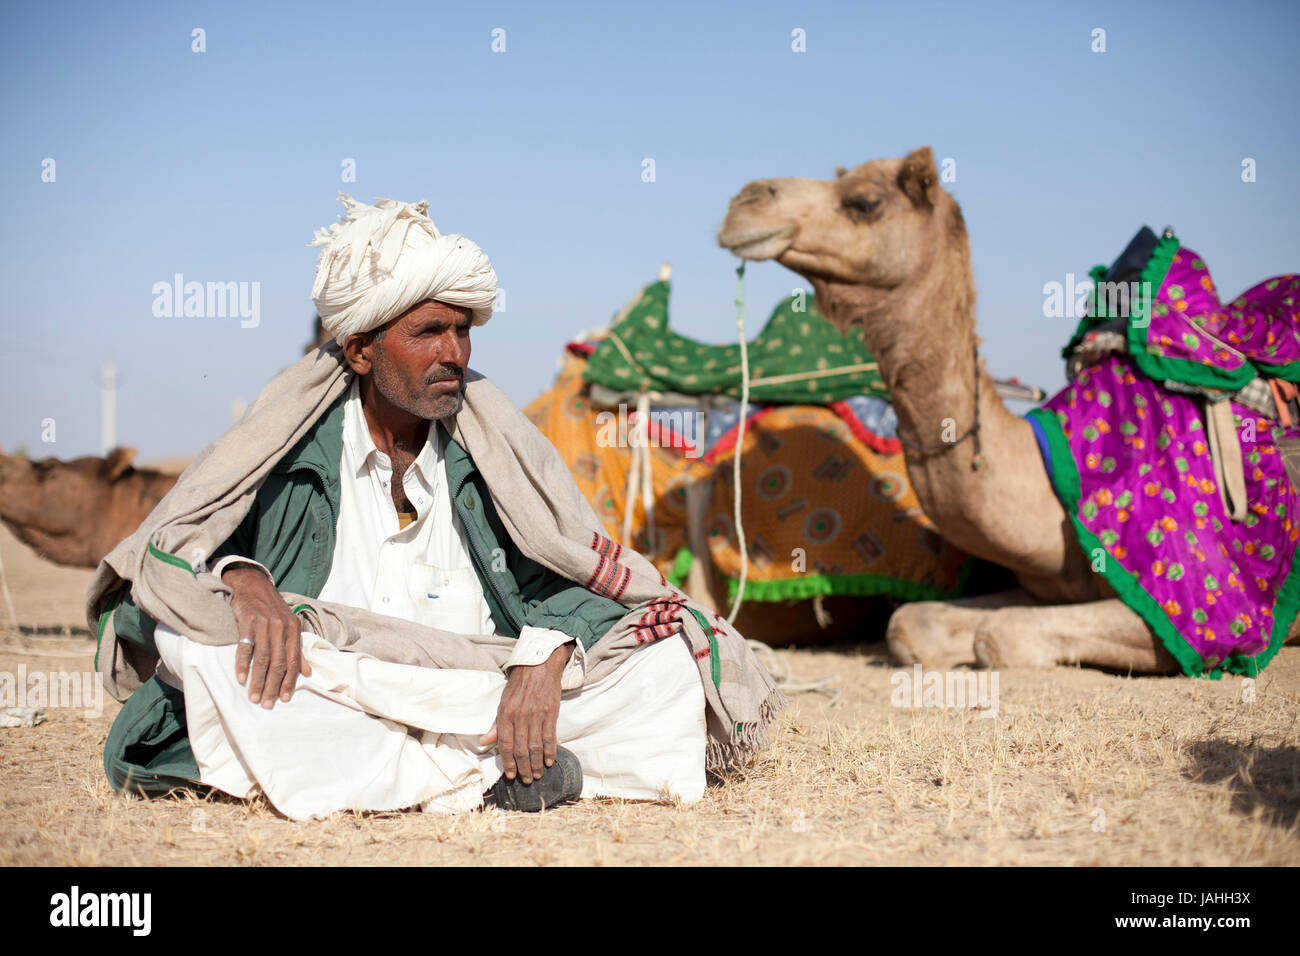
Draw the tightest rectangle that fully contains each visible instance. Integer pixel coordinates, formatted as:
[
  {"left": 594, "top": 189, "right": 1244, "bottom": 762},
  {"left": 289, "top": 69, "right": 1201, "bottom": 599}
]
[{"left": 717, "top": 223, "right": 797, "bottom": 261}]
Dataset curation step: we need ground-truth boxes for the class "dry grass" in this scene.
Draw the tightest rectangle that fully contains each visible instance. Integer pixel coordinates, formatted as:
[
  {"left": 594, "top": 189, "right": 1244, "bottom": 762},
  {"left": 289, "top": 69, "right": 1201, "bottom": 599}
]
[{"left": 1, "top": 523, "right": 1298, "bottom": 866}]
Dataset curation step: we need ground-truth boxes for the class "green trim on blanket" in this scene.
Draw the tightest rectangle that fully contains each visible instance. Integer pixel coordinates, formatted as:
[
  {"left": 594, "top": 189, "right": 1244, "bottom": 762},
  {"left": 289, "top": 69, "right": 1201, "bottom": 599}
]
[
  {"left": 1254, "top": 357, "right": 1300, "bottom": 384},
  {"left": 685, "top": 606, "right": 722, "bottom": 688},
  {"left": 723, "top": 557, "right": 977, "bottom": 605},
  {"left": 1087, "top": 264, "right": 1113, "bottom": 320},
  {"left": 147, "top": 541, "right": 196, "bottom": 576},
  {"left": 1060, "top": 265, "right": 1112, "bottom": 359},
  {"left": 665, "top": 546, "right": 694, "bottom": 589},
  {"left": 291, "top": 603, "right": 312, "bottom": 616},
  {"left": 1125, "top": 236, "right": 1256, "bottom": 392},
  {"left": 1025, "top": 406, "right": 1278, "bottom": 678},
  {"left": 93, "top": 590, "right": 122, "bottom": 671},
  {"left": 1226, "top": 534, "right": 1300, "bottom": 676}
]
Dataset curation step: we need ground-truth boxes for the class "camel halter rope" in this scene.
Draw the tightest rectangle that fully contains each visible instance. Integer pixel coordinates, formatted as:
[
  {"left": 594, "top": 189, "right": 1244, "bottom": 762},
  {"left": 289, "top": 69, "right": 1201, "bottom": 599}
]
[
  {"left": 726, "top": 260, "right": 751, "bottom": 625},
  {"left": 613, "top": 268, "right": 867, "bottom": 685},
  {"left": 616, "top": 264, "right": 751, "bottom": 623},
  {"left": 729, "top": 264, "right": 839, "bottom": 698},
  {"left": 895, "top": 342, "right": 985, "bottom": 471},
  {"left": 726, "top": 264, "right": 889, "bottom": 626}
]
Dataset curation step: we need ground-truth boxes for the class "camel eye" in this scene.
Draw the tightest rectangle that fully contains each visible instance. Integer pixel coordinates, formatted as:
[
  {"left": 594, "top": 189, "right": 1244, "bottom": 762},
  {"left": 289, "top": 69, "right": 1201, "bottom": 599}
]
[{"left": 842, "top": 195, "right": 882, "bottom": 219}]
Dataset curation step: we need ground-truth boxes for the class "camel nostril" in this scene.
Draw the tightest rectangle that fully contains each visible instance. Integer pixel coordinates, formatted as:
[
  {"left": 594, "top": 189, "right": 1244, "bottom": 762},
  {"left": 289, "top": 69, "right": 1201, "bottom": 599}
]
[{"left": 767, "top": 184, "right": 777, "bottom": 197}]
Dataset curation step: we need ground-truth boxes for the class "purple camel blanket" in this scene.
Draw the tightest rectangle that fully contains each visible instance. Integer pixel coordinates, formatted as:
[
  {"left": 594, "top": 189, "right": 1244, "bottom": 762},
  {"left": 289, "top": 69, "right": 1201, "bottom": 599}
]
[{"left": 1027, "top": 233, "right": 1300, "bottom": 677}]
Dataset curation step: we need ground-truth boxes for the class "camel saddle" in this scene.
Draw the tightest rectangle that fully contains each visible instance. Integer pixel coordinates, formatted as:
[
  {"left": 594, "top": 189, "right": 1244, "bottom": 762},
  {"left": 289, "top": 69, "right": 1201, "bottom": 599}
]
[{"left": 1028, "top": 228, "right": 1300, "bottom": 677}]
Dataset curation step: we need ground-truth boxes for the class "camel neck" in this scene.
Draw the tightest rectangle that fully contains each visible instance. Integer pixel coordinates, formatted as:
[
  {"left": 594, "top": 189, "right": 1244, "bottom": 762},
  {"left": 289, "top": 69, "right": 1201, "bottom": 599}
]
[
  {"left": 815, "top": 241, "right": 987, "bottom": 468},
  {"left": 809, "top": 234, "right": 1060, "bottom": 573}
]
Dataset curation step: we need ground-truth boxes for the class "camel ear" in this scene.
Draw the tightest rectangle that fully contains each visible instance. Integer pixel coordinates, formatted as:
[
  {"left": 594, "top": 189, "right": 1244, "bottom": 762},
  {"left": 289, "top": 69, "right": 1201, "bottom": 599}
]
[
  {"left": 103, "top": 446, "right": 137, "bottom": 481},
  {"left": 898, "top": 146, "right": 938, "bottom": 208},
  {"left": 834, "top": 165, "right": 847, "bottom": 179}
]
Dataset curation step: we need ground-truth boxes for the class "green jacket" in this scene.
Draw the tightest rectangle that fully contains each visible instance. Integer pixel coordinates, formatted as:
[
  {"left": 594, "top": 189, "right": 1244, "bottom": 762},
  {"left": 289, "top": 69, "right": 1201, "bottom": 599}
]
[{"left": 103, "top": 391, "right": 629, "bottom": 795}]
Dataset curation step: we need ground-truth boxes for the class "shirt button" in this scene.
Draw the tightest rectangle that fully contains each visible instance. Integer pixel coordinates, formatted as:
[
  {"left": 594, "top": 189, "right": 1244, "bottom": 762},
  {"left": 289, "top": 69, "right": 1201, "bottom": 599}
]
[
  {"left": 382, "top": 596, "right": 390, "bottom": 604},
  {"left": 466, "top": 494, "right": 475, "bottom": 510}
]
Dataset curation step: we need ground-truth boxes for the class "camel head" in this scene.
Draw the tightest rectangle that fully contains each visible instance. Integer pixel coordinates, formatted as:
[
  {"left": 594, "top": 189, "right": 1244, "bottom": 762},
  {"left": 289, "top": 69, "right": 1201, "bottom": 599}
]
[
  {"left": 0, "top": 446, "right": 137, "bottom": 532},
  {"left": 715, "top": 146, "right": 968, "bottom": 334}
]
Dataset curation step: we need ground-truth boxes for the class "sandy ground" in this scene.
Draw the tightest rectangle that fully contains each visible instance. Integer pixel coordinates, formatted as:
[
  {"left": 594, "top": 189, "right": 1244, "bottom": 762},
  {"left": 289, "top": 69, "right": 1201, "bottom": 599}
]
[{"left": 1, "top": 522, "right": 1297, "bottom": 866}]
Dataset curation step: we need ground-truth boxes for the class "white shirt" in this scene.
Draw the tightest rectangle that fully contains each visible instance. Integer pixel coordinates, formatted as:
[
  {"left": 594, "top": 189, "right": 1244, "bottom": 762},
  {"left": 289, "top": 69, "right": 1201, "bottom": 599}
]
[{"left": 215, "top": 379, "right": 580, "bottom": 676}]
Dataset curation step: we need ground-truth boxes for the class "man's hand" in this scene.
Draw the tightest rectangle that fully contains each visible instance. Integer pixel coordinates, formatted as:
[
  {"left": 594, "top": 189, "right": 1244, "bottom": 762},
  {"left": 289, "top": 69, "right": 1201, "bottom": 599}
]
[
  {"left": 479, "top": 642, "right": 571, "bottom": 784},
  {"left": 223, "top": 565, "right": 311, "bottom": 708}
]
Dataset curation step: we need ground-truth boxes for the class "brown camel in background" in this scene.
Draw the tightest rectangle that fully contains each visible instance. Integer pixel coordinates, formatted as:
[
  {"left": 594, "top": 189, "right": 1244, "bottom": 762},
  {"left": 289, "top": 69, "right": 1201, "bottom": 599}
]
[
  {"left": 0, "top": 313, "right": 327, "bottom": 571},
  {"left": 0, "top": 447, "right": 177, "bottom": 568},
  {"left": 717, "top": 146, "right": 1299, "bottom": 672}
]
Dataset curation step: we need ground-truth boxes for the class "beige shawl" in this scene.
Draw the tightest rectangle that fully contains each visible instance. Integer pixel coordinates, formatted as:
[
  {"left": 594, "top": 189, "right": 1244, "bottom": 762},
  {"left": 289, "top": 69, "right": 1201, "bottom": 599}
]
[{"left": 87, "top": 343, "right": 785, "bottom": 770}]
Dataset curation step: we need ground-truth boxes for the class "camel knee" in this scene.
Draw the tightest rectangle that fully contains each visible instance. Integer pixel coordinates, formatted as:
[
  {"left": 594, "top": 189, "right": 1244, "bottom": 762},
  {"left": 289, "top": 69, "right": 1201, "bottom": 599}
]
[
  {"left": 971, "top": 607, "right": 1057, "bottom": 669},
  {"left": 885, "top": 604, "right": 922, "bottom": 664},
  {"left": 885, "top": 602, "right": 944, "bottom": 661},
  {"left": 970, "top": 611, "right": 1004, "bottom": 669},
  {"left": 885, "top": 601, "right": 979, "bottom": 668}
]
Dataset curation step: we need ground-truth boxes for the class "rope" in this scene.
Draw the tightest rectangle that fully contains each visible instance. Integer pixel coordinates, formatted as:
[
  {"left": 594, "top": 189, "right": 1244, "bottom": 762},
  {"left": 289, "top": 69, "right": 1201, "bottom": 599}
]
[
  {"left": 637, "top": 390, "right": 655, "bottom": 548},
  {"left": 0, "top": 538, "right": 19, "bottom": 629},
  {"left": 812, "top": 593, "right": 832, "bottom": 629},
  {"left": 746, "top": 639, "right": 841, "bottom": 701},
  {"left": 604, "top": 321, "right": 879, "bottom": 393},
  {"left": 610, "top": 269, "right": 857, "bottom": 628},
  {"left": 724, "top": 266, "right": 836, "bottom": 698},
  {"left": 620, "top": 427, "right": 640, "bottom": 546},
  {"left": 727, "top": 262, "right": 750, "bottom": 625},
  {"left": 896, "top": 342, "right": 985, "bottom": 471},
  {"left": 620, "top": 389, "right": 660, "bottom": 549},
  {"left": 745, "top": 362, "right": 878, "bottom": 388},
  {"left": 604, "top": 330, "right": 650, "bottom": 390}
]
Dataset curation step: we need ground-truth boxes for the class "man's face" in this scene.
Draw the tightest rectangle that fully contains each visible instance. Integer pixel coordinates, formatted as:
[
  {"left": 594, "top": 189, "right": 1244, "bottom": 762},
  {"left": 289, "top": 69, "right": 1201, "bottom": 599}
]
[{"left": 346, "top": 299, "right": 472, "bottom": 420}]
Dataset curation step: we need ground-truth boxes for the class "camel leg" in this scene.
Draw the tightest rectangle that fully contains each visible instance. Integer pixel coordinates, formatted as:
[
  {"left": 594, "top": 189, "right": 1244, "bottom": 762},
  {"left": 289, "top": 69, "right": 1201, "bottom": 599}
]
[
  {"left": 885, "top": 589, "right": 1040, "bottom": 668},
  {"left": 972, "top": 598, "right": 1180, "bottom": 674}
]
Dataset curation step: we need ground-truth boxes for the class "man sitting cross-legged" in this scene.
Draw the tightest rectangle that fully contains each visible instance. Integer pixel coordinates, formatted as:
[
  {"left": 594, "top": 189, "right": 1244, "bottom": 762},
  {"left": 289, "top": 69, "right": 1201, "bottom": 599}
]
[{"left": 90, "top": 195, "right": 783, "bottom": 820}]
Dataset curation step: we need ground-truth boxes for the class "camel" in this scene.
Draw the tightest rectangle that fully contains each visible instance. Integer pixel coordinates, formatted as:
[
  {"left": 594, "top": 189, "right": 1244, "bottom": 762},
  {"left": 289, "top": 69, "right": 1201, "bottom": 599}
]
[
  {"left": 716, "top": 146, "right": 1300, "bottom": 673},
  {"left": 0, "top": 314, "right": 328, "bottom": 568},
  {"left": 0, "top": 446, "right": 177, "bottom": 568}
]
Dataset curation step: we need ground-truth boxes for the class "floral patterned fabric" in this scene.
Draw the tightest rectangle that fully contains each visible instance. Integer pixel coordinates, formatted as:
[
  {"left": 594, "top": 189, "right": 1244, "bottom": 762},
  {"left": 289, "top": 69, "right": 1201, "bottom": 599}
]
[
  {"left": 1030, "top": 241, "right": 1300, "bottom": 677},
  {"left": 1129, "top": 238, "right": 1300, "bottom": 389}
]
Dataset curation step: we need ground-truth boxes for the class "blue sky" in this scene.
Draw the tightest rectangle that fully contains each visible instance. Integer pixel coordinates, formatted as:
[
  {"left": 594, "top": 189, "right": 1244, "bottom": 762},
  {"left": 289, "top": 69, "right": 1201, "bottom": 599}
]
[{"left": 2, "top": 0, "right": 1297, "bottom": 460}]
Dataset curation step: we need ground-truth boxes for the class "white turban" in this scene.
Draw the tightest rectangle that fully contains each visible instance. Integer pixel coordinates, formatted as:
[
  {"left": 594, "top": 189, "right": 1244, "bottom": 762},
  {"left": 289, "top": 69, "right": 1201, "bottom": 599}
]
[{"left": 310, "top": 194, "right": 498, "bottom": 345}]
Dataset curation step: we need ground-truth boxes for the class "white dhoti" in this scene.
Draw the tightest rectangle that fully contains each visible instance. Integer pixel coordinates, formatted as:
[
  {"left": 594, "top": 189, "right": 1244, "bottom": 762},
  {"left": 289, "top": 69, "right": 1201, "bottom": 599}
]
[{"left": 154, "top": 624, "right": 707, "bottom": 822}]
